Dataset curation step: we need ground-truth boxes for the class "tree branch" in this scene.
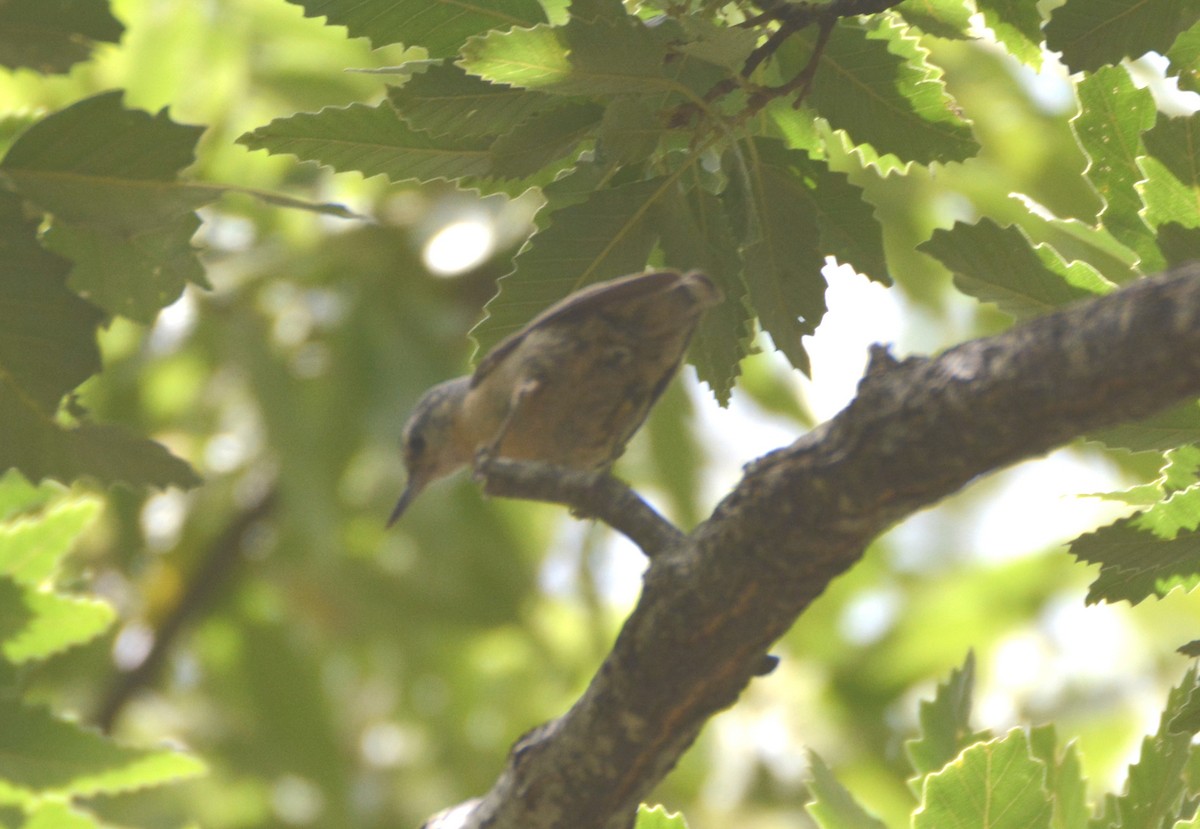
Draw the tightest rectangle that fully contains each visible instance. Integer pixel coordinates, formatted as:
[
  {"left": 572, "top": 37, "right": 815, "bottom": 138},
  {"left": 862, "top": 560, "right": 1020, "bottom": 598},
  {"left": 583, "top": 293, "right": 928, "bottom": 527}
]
[
  {"left": 427, "top": 265, "right": 1200, "bottom": 829},
  {"left": 478, "top": 460, "right": 684, "bottom": 557}
]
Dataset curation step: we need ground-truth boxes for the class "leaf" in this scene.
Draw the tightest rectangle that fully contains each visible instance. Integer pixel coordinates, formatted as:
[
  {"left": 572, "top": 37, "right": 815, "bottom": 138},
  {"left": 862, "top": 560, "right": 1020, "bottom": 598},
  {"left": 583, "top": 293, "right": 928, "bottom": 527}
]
[
  {"left": 786, "top": 18, "right": 978, "bottom": 166},
  {"left": 896, "top": 0, "right": 973, "bottom": 40},
  {"left": 460, "top": 12, "right": 683, "bottom": 98},
  {"left": 0, "top": 191, "right": 103, "bottom": 413},
  {"left": 805, "top": 750, "right": 890, "bottom": 829},
  {"left": 1141, "top": 112, "right": 1200, "bottom": 230},
  {"left": 1104, "top": 666, "right": 1200, "bottom": 828},
  {"left": 0, "top": 699, "right": 205, "bottom": 805},
  {"left": 284, "top": 0, "right": 546, "bottom": 56},
  {"left": 0, "top": 190, "right": 196, "bottom": 489},
  {"left": 388, "top": 63, "right": 556, "bottom": 139},
  {"left": 727, "top": 140, "right": 828, "bottom": 375},
  {"left": 919, "top": 220, "right": 1112, "bottom": 319},
  {"left": 1088, "top": 400, "right": 1200, "bottom": 453},
  {"left": 596, "top": 97, "right": 662, "bottom": 167},
  {"left": 1, "top": 91, "right": 214, "bottom": 322},
  {"left": 0, "top": 576, "right": 114, "bottom": 664},
  {"left": 906, "top": 652, "right": 991, "bottom": 780},
  {"left": 0, "top": 501, "right": 100, "bottom": 586},
  {"left": 1167, "top": 20, "right": 1200, "bottom": 92},
  {"left": 1028, "top": 726, "right": 1090, "bottom": 829},
  {"left": 914, "top": 728, "right": 1053, "bottom": 829},
  {"left": 1045, "top": 0, "right": 1199, "bottom": 73},
  {"left": 1070, "top": 484, "right": 1200, "bottom": 605},
  {"left": 1071, "top": 67, "right": 1163, "bottom": 272},
  {"left": 489, "top": 101, "right": 603, "bottom": 179},
  {"left": 21, "top": 801, "right": 105, "bottom": 829},
  {"left": 239, "top": 101, "right": 492, "bottom": 184},
  {"left": 470, "top": 177, "right": 666, "bottom": 354},
  {"left": 655, "top": 185, "right": 752, "bottom": 404},
  {"left": 0, "top": 0, "right": 123, "bottom": 74},
  {"left": 976, "top": 0, "right": 1045, "bottom": 67},
  {"left": 635, "top": 804, "right": 689, "bottom": 829}
]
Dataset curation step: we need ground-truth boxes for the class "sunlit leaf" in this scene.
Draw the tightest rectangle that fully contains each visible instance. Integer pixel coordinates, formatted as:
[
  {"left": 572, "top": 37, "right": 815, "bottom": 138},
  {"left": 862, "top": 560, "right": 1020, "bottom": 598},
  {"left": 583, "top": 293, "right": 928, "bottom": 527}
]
[
  {"left": 914, "top": 728, "right": 1052, "bottom": 829},
  {"left": 388, "top": 63, "right": 556, "bottom": 139},
  {"left": 906, "top": 652, "right": 990, "bottom": 780},
  {"left": 805, "top": 750, "right": 890, "bottom": 829},
  {"left": 0, "top": 576, "right": 114, "bottom": 664},
  {"left": 285, "top": 0, "right": 546, "bottom": 56}
]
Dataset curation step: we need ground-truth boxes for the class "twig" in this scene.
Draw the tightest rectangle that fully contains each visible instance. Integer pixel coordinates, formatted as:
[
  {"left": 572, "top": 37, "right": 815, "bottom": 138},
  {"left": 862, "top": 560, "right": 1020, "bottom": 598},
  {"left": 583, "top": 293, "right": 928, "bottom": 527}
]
[{"left": 478, "top": 459, "right": 685, "bottom": 557}]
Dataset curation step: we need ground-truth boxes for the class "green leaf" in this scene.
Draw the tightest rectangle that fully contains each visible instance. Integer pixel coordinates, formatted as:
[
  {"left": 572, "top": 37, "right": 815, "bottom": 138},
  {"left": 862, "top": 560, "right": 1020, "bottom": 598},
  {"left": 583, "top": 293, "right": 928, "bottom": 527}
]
[
  {"left": 1104, "top": 666, "right": 1200, "bottom": 828},
  {"left": 21, "top": 801, "right": 104, "bottom": 829},
  {"left": 1088, "top": 400, "right": 1200, "bottom": 453},
  {"left": 460, "top": 11, "right": 685, "bottom": 98},
  {"left": 1045, "top": 0, "right": 1199, "bottom": 73},
  {"left": 489, "top": 101, "right": 602, "bottom": 179},
  {"left": 0, "top": 189, "right": 197, "bottom": 489},
  {"left": 1072, "top": 67, "right": 1162, "bottom": 272},
  {"left": 906, "top": 652, "right": 991, "bottom": 780},
  {"left": 727, "top": 140, "right": 828, "bottom": 375},
  {"left": 0, "top": 191, "right": 103, "bottom": 413},
  {"left": 0, "top": 0, "right": 123, "bottom": 74},
  {"left": 655, "top": 185, "right": 752, "bottom": 404},
  {"left": 0, "top": 501, "right": 100, "bottom": 586},
  {"left": 976, "top": 0, "right": 1045, "bottom": 67},
  {"left": 1028, "top": 726, "right": 1089, "bottom": 829},
  {"left": 388, "top": 63, "right": 556, "bottom": 139},
  {"left": 1070, "top": 483, "right": 1200, "bottom": 605},
  {"left": 914, "top": 728, "right": 1053, "bottom": 829},
  {"left": 896, "top": 0, "right": 973, "bottom": 40},
  {"left": 919, "top": 220, "right": 1112, "bottom": 319},
  {"left": 1141, "top": 112, "right": 1200, "bottom": 230},
  {"left": 784, "top": 18, "right": 978, "bottom": 166},
  {"left": 0, "top": 699, "right": 205, "bottom": 805},
  {"left": 596, "top": 97, "right": 662, "bottom": 167},
  {"left": 284, "top": 0, "right": 546, "bottom": 56},
  {"left": 471, "top": 177, "right": 666, "bottom": 353},
  {"left": 1166, "top": 20, "right": 1200, "bottom": 92},
  {"left": 238, "top": 101, "right": 492, "bottom": 184},
  {"left": 1, "top": 91, "right": 214, "bottom": 322},
  {"left": 805, "top": 750, "right": 889, "bottom": 829},
  {"left": 0, "top": 575, "right": 114, "bottom": 664},
  {"left": 635, "top": 804, "right": 689, "bottom": 829}
]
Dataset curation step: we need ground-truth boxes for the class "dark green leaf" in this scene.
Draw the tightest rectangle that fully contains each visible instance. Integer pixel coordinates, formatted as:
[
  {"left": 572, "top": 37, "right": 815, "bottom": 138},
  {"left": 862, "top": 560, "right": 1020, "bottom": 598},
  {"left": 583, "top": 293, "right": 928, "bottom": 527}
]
[
  {"left": 388, "top": 63, "right": 555, "bottom": 139},
  {"left": 471, "top": 178, "right": 666, "bottom": 353},
  {"left": 787, "top": 18, "right": 978, "bottom": 166},
  {"left": 920, "top": 220, "right": 1111, "bottom": 319},
  {"left": 239, "top": 101, "right": 492, "bottom": 184},
  {"left": 0, "top": 0, "right": 122, "bottom": 74},
  {"left": 490, "top": 101, "right": 602, "bottom": 179},
  {"left": 656, "top": 185, "right": 751, "bottom": 404},
  {"left": 1046, "top": 0, "right": 1199, "bottom": 73},
  {"left": 1, "top": 91, "right": 213, "bottom": 321}
]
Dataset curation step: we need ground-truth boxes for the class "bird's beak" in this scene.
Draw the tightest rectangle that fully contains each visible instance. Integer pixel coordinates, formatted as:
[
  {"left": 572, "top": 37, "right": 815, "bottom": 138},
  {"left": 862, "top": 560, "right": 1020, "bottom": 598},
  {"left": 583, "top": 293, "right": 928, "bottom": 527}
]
[{"left": 386, "top": 480, "right": 420, "bottom": 527}]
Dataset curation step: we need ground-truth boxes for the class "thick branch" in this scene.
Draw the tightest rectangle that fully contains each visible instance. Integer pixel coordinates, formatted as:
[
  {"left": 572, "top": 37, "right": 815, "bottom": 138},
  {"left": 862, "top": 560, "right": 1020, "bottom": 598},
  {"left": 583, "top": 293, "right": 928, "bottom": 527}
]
[{"left": 435, "top": 265, "right": 1200, "bottom": 829}]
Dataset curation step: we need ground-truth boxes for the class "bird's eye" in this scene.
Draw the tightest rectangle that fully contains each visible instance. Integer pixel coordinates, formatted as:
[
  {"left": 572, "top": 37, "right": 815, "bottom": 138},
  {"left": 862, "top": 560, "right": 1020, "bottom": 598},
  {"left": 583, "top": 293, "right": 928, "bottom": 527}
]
[{"left": 406, "top": 433, "right": 426, "bottom": 459}]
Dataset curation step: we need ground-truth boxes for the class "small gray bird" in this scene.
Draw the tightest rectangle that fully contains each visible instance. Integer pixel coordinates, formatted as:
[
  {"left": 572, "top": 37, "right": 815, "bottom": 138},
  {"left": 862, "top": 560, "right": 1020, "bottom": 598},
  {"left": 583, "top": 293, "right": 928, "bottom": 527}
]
[{"left": 388, "top": 269, "right": 722, "bottom": 524}]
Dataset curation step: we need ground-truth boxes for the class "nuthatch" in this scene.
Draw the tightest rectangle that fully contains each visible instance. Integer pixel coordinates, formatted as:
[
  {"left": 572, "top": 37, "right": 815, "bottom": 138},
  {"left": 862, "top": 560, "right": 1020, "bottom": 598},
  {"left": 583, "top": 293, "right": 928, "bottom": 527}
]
[{"left": 388, "top": 270, "right": 722, "bottom": 524}]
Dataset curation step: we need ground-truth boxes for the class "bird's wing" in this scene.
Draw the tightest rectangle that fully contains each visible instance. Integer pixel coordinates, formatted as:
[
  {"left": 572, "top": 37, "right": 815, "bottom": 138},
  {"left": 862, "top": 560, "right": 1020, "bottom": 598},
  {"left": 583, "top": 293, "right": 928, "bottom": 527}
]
[{"left": 470, "top": 270, "right": 687, "bottom": 389}]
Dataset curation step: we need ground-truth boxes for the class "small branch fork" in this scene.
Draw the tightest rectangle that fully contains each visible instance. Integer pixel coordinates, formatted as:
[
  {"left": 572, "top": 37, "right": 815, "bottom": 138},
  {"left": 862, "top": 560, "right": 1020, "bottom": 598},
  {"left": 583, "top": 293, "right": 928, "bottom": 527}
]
[
  {"left": 426, "top": 265, "right": 1200, "bottom": 829},
  {"left": 678, "top": 0, "right": 908, "bottom": 123}
]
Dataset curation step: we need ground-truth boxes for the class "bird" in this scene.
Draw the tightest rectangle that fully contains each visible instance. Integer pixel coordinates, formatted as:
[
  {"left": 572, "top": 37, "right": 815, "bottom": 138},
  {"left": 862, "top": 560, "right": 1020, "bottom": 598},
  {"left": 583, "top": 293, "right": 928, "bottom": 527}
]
[{"left": 388, "top": 269, "right": 722, "bottom": 525}]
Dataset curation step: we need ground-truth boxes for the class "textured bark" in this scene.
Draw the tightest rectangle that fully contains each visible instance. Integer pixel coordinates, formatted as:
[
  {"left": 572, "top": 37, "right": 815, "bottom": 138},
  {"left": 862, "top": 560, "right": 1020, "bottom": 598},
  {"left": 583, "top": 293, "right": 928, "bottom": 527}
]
[{"left": 424, "top": 265, "right": 1200, "bottom": 829}]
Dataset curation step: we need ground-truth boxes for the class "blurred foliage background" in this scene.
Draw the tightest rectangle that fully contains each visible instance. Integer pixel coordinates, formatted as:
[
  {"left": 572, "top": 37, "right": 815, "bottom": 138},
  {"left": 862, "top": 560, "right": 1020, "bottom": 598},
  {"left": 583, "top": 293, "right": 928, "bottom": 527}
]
[{"left": 3, "top": 1, "right": 1200, "bottom": 828}]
